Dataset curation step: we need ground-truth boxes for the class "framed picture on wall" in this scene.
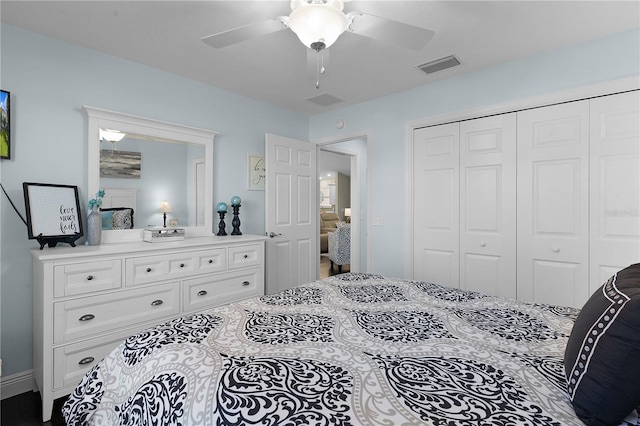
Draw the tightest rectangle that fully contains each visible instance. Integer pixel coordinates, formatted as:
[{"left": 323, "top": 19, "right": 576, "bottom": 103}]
[
  {"left": 100, "top": 150, "right": 142, "bottom": 179},
  {"left": 23, "top": 182, "right": 84, "bottom": 249},
  {"left": 1, "top": 89, "right": 10, "bottom": 160},
  {"left": 248, "top": 154, "right": 265, "bottom": 190}
]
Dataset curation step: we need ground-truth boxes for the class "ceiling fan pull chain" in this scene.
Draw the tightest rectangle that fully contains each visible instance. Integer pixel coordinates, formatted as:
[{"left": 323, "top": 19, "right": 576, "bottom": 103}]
[
  {"left": 316, "top": 52, "right": 321, "bottom": 89},
  {"left": 314, "top": 50, "right": 327, "bottom": 89}
]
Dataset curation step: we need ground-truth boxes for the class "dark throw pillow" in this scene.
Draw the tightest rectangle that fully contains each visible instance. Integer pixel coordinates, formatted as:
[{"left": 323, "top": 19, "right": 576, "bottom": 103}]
[
  {"left": 564, "top": 263, "right": 640, "bottom": 426},
  {"left": 100, "top": 207, "right": 134, "bottom": 230}
]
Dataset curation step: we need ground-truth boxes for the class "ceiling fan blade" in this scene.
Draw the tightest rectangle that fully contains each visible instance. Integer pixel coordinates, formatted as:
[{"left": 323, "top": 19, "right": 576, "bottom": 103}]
[
  {"left": 202, "top": 17, "right": 288, "bottom": 48},
  {"left": 345, "top": 11, "right": 434, "bottom": 51}
]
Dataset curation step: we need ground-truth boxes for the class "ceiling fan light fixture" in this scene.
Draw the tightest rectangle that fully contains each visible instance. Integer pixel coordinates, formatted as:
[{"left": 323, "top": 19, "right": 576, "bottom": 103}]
[
  {"left": 288, "top": 0, "right": 347, "bottom": 50},
  {"left": 99, "top": 128, "right": 126, "bottom": 143}
]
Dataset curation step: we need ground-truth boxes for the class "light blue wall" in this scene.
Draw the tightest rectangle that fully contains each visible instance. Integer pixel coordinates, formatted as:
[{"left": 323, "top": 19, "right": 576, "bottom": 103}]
[
  {"left": 309, "top": 27, "right": 640, "bottom": 277},
  {"left": 0, "top": 24, "right": 308, "bottom": 377},
  {"left": 1, "top": 23, "right": 638, "bottom": 380}
]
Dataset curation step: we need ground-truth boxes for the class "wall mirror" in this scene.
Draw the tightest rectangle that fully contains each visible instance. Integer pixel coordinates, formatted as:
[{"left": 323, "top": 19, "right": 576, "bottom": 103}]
[{"left": 85, "top": 106, "right": 217, "bottom": 243}]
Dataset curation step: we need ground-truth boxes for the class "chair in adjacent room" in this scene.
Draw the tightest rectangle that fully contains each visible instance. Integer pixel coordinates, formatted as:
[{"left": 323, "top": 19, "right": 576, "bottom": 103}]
[
  {"left": 328, "top": 223, "right": 350, "bottom": 273},
  {"left": 320, "top": 212, "right": 341, "bottom": 253}
]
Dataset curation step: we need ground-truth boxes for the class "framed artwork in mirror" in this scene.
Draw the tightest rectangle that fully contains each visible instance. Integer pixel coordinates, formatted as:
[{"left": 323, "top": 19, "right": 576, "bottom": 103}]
[
  {"left": 100, "top": 150, "right": 141, "bottom": 179},
  {"left": 23, "top": 182, "right": 84, "bottom": 249},
  {"left": 1, "top": 89, "right": 10, "bottom": 160}
]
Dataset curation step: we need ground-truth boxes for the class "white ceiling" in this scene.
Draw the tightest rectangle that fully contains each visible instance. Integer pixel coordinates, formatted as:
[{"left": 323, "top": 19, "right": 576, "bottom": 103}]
[{"left": 1, "top": 1, "right": 638, "bottom": 116}]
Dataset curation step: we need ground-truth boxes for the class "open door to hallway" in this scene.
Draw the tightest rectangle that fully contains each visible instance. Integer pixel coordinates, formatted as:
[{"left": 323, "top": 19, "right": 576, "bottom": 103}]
[{"left": 264, "top": 133, "right": 317, "bottom": 294}]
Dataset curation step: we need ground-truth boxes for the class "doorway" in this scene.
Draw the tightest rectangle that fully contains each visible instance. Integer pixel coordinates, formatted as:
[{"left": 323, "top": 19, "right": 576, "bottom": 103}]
[{"left": 317, "top": 137, "right": 369, "bottom": 279}]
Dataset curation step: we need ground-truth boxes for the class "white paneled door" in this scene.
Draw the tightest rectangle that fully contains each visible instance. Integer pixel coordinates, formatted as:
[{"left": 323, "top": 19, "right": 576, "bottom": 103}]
[
  {"left": 413, "top": 90, "right": 638, "bottom": 308},
  {"left": 413, "top": 123, "right": 460, "bottom": 286},
  {"left": 459, "top": 113, "right": 516, "bottom": 298},
  {"left": 265, "top": 134, "right": 317, "bottom": 294},
  {"left": 589, "top": 91, "right": 640, "bottom": 292},
  {"left": 517, "top": 100, "right": 590, "bottom": 308}
]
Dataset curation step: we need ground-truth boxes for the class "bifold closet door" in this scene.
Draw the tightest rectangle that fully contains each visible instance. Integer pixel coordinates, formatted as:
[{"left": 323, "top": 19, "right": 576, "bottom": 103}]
[
  {"left": 589, "top": 90, "right": 640, "bottom": 292},
  {"left": 517, "top": 100, "right": 590, "bottom": 308},
  {"left": 459, "top": 113, "right": 516, "bottom": 298},
  {"left": 413, "top": 123, "right": 460, "bottom": 286}
]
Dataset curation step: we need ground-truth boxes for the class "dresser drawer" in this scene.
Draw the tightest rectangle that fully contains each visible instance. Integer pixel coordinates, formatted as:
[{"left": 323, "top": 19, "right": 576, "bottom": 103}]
[
  {"left": 53, "top": 283, "right": 180, "bottom": 344},
  {"left": 125, "top": 248, "right": 227, "bottom": 286},
  {"left": 196, "top": 248, "right": 226, "bottom": 273},
  {"left": 183, "top": 269, "right": 263, "bottom": 312},
  {"left": 54, "top": 260, "right": 122, "bottom": 297},
  {"left": 228, "top": 244, "right": 262, "bottom": 270},
  {"left": 53, "top": 331, "right": 131, "bottom": 390},
  {"left": 125, "top": 253, "right": 192, "bottom": 286}
]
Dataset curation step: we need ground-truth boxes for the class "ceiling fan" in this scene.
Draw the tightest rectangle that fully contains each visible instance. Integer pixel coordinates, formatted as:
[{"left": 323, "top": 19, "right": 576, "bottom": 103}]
[{"left": 202, "top": 0, "right": 434, "bottom": 86}]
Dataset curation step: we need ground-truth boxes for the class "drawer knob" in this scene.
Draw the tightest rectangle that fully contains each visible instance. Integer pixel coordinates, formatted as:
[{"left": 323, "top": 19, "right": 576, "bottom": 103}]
[
  {"left": 242, "top": 281, "right": 250, "bottom": 287},
  {"left": 151, "top": 299, "right": 164, "bottom": 306},
  {"left": 180, "top": 263, "right": 185, "bottom": 268},
  {"left": 197, "top": 290, "right": 208, "bottom": 297},
  {"left": 78, "top": 357, "right": 95, "bottom": 365},
  {"left": 244, "top": 254, "right": 248, "bottom": 259},
  {"left": 208, "top": 259, "right": 214, "bottom": 264},
  {"left": 79, "top": 314, "right": 95, "bottom": 322},
  {"left": 86, "top": 275, "right": 94, "bottom": 281},
  {"left": 146, "top": 267, "right": 152, "bottom": 273}
]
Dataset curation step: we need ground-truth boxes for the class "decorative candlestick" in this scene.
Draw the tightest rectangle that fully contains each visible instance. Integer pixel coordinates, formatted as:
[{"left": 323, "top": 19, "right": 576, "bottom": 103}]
[
  {"left": 216, "top": 202, "right": 228, "bottom": 236},
  {"left": 230, "top": 196, "right": 242, "bottom": 236}
]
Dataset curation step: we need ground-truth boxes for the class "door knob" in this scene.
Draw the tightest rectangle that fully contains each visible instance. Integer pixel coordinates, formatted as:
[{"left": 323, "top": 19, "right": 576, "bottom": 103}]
[{"left": 267, "top": 232, "right": 282, "bottom": 238}]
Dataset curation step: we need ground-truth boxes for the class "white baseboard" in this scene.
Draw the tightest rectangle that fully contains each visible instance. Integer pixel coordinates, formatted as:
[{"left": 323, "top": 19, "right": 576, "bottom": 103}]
[{"left": 0, "top": 370, "right": 35, "bottom": 400}]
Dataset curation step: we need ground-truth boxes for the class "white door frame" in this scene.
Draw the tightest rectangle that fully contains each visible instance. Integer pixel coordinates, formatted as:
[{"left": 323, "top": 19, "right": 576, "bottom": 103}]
[
  {"left": 318, "top": 145, "right": 360, "bottom": 273},
  {"left": 314, "top": 131, "right": 372, "bottom": 275},
  {"left": 404, "top": 77, "right": 640, "bottom": 278}
]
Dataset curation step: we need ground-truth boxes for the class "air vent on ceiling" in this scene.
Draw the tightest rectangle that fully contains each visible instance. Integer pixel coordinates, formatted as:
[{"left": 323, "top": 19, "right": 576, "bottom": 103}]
[
  {"left": 305, "top": 93, "right": 344, "bottom": 107},
  {"left": 418, "top": 55, "right": 461, "bottom": 75}
]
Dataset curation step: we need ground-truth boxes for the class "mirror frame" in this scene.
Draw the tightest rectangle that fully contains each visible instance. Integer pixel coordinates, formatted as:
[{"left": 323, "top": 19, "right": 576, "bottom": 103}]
[{"left": 85, "top": 106, "right": 217, "bottom": 243}]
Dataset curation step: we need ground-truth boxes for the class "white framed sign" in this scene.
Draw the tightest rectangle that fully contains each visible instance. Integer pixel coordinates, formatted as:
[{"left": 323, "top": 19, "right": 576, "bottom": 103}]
[
  {"left": 23, "top": 182, "right": 83, "bottom": 249},
  {"left": 248, "top": 154, "right": 265, "bottom": 191}
]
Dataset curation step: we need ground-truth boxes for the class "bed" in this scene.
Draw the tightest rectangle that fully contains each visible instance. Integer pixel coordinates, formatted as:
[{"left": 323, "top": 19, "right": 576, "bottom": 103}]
[{"left": 62, "top": 271, "right": 640, "bottom": 425}]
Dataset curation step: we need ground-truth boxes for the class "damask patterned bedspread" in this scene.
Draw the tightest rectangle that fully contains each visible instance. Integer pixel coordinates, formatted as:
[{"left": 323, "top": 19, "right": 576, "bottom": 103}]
[{"left": 63, "top": 273, "right": 592, "bottom": 425}]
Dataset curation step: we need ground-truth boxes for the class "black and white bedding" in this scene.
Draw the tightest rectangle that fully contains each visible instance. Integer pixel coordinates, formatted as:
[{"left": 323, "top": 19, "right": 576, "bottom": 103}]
[{"left": 62, "top": 273, "right": 637, "bottom": 425}]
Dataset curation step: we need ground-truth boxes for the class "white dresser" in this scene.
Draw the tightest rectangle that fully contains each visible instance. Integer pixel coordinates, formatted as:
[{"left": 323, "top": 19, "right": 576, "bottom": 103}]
[{"left": 31, "top": 235, "right": 265, "bottom": 422}]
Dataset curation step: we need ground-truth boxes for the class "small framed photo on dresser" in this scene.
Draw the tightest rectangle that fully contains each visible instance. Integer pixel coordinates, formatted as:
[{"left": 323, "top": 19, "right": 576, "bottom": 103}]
[
  {"left": 1, "top": 89, "right": 10, "bottom": 160},
  {"left": 23, "top": 182, "right": 84, "bottom": 249}
]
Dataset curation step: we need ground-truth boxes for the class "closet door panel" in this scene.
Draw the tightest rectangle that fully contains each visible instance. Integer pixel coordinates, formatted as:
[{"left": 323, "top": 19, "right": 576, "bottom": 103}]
[
  {"left": 531, "top": 260, "right": 582, "bottom": 308},
  {"left": 460, "top": 113, "right": 516, "bottom": 298},
  {"left": 418, "top": 249, "right": 458, "bottom": 286},
  {"left": 413, "top": 123, "right": 459, "bottom": 286},
  {"left": 532, "top": 159, "right": 583, "bottom": 239},
  {"left": 590, "top": 90, "right": 640, "bottom": 292},
  {"left": 517, "top": 101, "right": 589, "bottom": 308}
]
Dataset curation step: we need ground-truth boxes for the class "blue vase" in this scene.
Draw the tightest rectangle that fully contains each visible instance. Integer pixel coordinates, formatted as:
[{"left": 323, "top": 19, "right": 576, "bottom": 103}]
[{"left": 87, "top": 207, "right": 102, "bottom": 246}]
